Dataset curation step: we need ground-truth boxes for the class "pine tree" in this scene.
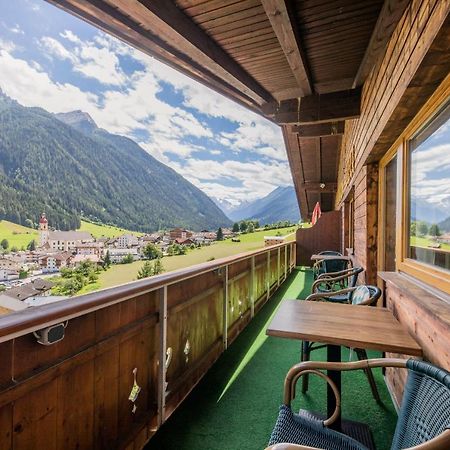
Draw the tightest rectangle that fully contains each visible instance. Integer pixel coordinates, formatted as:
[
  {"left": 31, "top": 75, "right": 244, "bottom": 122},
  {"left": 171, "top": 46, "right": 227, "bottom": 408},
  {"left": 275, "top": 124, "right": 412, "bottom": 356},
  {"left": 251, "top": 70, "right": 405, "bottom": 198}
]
[
  {"left": 102, "top": 250, "right": 111, "bottom": 269},
  {"left": 429, "top": 224, "right": 441, "bottom": 237},
  {"left": 217, "top": 227, "right": 224, "bottom": 240}
]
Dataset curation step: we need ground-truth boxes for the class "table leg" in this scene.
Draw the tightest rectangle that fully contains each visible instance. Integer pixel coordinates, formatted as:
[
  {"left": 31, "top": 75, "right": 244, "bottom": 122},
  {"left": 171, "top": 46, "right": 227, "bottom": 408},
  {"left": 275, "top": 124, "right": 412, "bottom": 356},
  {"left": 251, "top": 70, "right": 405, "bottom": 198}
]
[{"left": 327, "top": 344, "right": 341, "bottom": 431}]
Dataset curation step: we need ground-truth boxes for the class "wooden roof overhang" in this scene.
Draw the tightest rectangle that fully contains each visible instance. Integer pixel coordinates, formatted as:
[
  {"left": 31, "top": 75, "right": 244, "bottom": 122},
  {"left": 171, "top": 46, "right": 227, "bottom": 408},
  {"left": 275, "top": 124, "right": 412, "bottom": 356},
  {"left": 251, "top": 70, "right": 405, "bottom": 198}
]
[{"left": 46, "top": 0, "right": 410, "bottom": 219}]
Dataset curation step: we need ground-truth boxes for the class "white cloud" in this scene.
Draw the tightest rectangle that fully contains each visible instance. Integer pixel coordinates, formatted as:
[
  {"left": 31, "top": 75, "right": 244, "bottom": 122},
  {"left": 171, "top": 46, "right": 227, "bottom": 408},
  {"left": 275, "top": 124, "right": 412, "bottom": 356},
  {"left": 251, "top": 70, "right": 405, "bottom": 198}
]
[
  {"left": 9, "top": 24, "right": 24, "bottom": 35},
  {"left": 40, "top": 36, "right": 77, "bottom": 63},
  {"left": 169, "top": 158, "right": 292, "bottom": 203},
  {"left": 0, "top": 47, "right": 98, "bottom": 114},
  {"left": 0, "top": 38, "right": 16, "bottom": 53},
  {"left": 60, "top": 29, "right": 81, "bottom": 44},
  {"left": 74, "top": 42, "right": 126, "bottom": 86}
]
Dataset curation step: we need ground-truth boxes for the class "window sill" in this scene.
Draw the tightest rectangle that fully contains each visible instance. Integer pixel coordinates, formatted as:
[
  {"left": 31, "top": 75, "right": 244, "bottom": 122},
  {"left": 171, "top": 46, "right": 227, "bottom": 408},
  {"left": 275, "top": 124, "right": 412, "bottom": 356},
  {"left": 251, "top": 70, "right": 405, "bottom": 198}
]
[{"left": 378, "top": 271, "right": 450, "bottom": 326}]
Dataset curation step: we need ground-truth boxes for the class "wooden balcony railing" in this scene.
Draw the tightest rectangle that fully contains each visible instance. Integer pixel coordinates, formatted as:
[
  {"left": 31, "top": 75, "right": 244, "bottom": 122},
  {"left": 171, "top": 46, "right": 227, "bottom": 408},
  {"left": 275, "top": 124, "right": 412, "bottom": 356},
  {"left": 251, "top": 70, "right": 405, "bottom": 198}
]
[{"left": 0, "top": 241, "right": 296, "bottom": 450}]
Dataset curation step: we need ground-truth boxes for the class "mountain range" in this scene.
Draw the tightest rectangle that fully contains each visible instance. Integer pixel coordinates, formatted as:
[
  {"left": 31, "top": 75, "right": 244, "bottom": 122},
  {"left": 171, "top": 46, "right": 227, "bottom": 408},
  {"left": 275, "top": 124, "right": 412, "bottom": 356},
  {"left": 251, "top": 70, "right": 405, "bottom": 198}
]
[
  {"left": 0, "top": 92, "right": 231, "bottom": 232},
  {"left": 217, "top": 186, "right": 301, "bottom": 225}
]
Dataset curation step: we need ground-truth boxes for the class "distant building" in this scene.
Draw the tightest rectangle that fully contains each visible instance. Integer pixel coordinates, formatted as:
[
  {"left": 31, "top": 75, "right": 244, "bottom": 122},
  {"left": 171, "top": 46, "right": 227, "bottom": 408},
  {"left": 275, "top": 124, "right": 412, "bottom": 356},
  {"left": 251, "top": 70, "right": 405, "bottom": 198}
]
[
  {"left": 0, "top": 294, "right": 28, "bottom": 316},
  {"left": 222, "top": 228, "right": 234, "bottom": 237},
  {"left": 3, "top": 278, "right": 54, "bottom": 301},
  {"left": 75, "top": 242, "right": 104, "bottom": 257},
  {"left": 40, "top": 252, "right": 73, "bottom": 273},
  {"left": 72, "top": 254, "right": 101, "bottom": 265},
  {"left": 108, "top": 248, "right": 140, "bottom": 263},
  {"left": 174, "top": 238, "right": 195, "bottom": 245},
  {"left": 116, "top": 234, "right": 139, "bottom": 248},
  {"left": 0, "top": 269, "right": 19, "bottom": 282},
  {"left": 39, "top": 213, "right": 93, "bottom": 251},
  {"left": 0, "top": 257, "right": 21, "bottom": 272},
  {"left": 264, "top": 236, "right": 286, "bottom": 247},
  {"left": 169, "top": 228, "right": 193, "bottom": 241}
]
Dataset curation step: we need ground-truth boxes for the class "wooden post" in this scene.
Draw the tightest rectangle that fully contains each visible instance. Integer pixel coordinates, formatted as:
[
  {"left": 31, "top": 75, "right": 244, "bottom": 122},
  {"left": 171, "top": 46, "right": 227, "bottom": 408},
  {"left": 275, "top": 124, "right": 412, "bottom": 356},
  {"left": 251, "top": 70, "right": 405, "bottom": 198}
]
[
  {"left": 266, "top": 251, "right": 271, "bottom": 300},
  {"left": 157, "top": 285, "right": 168, "bottom": 426},
  {"left": 250, "top": 256, "right": 255, "bottom": 318},
  {"left": 223, "top": 265, "right": 229, "bottom": 349},
  {"left": 277, "top": 247, "right": 281, "bottom": 287},
  {"left": 291, "top": 242, "right": 297, "bottom": 270},
  {"left": 284, "top": 244, "right": 288, "bottom": 279}
]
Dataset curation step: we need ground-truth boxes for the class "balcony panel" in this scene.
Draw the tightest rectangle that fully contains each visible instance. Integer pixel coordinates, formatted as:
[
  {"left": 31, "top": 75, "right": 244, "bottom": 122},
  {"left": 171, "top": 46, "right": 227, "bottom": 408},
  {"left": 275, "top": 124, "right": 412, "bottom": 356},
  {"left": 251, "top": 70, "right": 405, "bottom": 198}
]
[{"left": 0, "top": 242, "right": 295, "bottom": 450}]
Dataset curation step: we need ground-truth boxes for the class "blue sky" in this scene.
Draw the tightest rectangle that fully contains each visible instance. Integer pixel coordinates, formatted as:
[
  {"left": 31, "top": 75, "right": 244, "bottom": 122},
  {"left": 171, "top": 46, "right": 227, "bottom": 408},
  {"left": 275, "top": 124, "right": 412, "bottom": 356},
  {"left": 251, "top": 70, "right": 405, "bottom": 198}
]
[{"left": 0, "top": 0, "right": 293, "bottom": 206}]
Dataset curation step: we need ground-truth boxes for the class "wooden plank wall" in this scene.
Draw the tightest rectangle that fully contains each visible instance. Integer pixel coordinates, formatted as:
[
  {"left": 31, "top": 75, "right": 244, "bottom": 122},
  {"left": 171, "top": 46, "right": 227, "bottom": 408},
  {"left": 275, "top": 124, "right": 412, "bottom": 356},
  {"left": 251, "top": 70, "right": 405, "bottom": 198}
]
[
  {"left": 381, "top": 273, "right": 450, "bottom": 407},
  {"left": 0, "top": 243, "right": 295, "bottom": 450},
  {"left": 334, "top": 0, "right": 450, "bottom": 403},
  {"left": 337, "top": 0, "right": 449, "bottom": 200},
  {"left": 295, "top": 211, "right": 341, "bottom": 266}
]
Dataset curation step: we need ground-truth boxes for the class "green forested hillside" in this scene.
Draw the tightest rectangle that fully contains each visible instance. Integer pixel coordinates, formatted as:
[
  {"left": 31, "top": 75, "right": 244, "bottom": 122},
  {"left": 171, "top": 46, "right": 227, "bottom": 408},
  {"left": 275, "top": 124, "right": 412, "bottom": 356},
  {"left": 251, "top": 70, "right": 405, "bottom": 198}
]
[{"left": 0, "top": 94, "right": 231, "bottom": 231}]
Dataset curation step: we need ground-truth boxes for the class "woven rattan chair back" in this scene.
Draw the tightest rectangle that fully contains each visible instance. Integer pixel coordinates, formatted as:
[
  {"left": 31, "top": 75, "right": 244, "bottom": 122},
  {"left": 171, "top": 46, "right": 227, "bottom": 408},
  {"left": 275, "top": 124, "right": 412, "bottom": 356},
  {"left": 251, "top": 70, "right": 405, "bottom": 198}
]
[{"left": 391, "top": 360, "right": 450, "bottom": 450}]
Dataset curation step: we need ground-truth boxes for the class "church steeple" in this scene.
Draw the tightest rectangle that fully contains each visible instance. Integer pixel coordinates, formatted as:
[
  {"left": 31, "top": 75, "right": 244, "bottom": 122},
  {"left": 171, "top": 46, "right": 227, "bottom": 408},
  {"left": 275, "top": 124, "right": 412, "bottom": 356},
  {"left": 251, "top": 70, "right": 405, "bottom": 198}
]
[{"left": 39, "top": 213, "right": 49, "bottom": 246}]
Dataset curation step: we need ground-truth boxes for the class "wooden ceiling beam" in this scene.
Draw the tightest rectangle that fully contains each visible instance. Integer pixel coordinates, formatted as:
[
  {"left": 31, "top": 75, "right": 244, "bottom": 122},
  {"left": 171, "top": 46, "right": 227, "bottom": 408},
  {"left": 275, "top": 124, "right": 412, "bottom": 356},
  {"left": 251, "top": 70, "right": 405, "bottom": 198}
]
[
  {"left": 261, "top": 0, "right": 313, "bottom": 96},
  {"left": 120, "top": 0, "right": 275, "bottom": 106},
  {"left": 46, "top": 0, "right": 265, "bottom": 114},
  {"left": 282, "top": 127, "right": 309, "bottom": 219},
  {"left": 299, "top": 182, "right": 337, "bottom": 193},
  {"left": 291, "top": 121, "right": 345, "bottom": 137},
  {"left": 353, "top": 0, "right": 410, "bottom": 88},
  {"left": 262, "top": 88, "right": 361, "bottom": 124}
]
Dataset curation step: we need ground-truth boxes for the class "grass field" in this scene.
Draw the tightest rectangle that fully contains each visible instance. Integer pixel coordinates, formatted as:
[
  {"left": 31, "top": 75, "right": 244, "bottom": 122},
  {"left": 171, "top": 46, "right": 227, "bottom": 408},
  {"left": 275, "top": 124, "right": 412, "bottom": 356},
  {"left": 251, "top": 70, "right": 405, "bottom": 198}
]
[
  {"left": 410, "top": 235, "right": 450, "bottom": 251},
  {"left": 0, "top": 220, "right": 39, "bottom": 250},
  {"left": 79, "top": 227, "right": 297, "bottom": 294},
  {"left": 78, "top": 220, "right": 143, "bottom": 238}
]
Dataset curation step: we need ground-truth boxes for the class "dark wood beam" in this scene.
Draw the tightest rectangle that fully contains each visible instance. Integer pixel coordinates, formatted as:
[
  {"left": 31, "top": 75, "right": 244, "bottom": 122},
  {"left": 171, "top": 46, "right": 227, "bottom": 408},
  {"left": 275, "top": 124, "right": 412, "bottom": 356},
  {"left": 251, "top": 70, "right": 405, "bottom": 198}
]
[
  {"left": 291, "top": 122, "right": 345, "bottom": 137},
  {"left": 299, "top": 182, "right": 337, "bottom": 193},
  {"left": 118, "top": 0, "right": 275, "bottom": 106},
  {"left": 261, "top": 0, "right": 312, "bottom": 96},
  {"left": 262, "top": 88, "right": 361, "bottom": 124},
  {"left": 46, "top": 0, "right": 266, "bottom": 114},
  {"left": 353, "top": 0, "right": 410, "bottom": 88},
  {"left": 282, "top": 127, "right": 309, "bottom": 219}
]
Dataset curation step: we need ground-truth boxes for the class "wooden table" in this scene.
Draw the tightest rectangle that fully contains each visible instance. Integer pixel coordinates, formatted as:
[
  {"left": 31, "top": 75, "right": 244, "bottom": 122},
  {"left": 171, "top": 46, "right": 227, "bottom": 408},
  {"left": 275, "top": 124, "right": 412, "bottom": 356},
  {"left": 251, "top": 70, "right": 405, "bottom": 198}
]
[
  {"left": 266, "top": 300, "right": 422, "bottom": 445},
  {"left": 310, "top": 254, "right": 352, "bottom": 261}
]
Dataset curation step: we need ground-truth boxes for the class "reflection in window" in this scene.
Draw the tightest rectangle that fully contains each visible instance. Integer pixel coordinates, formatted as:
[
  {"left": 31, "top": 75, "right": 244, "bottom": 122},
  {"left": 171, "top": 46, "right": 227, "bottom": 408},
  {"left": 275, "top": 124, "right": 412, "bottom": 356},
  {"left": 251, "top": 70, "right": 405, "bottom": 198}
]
[
  {"left": 408, "top": 101, "right": 450, "bottom": 271},
  {"left": 384, "top": 156, "right": 397, "bottom": 271}
]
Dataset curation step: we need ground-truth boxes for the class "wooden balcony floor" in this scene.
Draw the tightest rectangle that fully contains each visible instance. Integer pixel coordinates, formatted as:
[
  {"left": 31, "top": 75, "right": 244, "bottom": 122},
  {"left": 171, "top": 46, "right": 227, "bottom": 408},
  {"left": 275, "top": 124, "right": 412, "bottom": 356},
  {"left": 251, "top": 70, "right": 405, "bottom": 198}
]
[{"left": 147, "top": 268, "right": 397, "bottom": 450}]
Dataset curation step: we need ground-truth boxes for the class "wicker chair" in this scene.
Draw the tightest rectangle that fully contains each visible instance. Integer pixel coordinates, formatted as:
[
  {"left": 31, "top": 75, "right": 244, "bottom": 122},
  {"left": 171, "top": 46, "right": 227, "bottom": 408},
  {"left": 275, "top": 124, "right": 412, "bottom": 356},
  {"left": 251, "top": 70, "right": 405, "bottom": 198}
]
[
  {"left": 301, "top": 285, "right": 382, "bottom": 403},
  {"left": 312, "top": 267, "right": 364, "bottom": 301},
  {"left": 266, "top": 358, "right": 450, "bottom": 450},
  {"left": 312, "top": 251, "right": 346, "bottom": 279}
]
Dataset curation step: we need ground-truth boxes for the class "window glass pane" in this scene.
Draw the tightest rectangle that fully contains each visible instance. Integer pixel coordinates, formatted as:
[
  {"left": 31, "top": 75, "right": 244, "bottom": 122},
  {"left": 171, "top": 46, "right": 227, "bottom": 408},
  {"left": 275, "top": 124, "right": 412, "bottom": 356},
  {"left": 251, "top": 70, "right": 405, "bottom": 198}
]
[
  {"left": 408, "top": 101, "right": 450, "bottom": 272},
  {"left": 384, "top": 156, "right": 397, "bottom": 271}
]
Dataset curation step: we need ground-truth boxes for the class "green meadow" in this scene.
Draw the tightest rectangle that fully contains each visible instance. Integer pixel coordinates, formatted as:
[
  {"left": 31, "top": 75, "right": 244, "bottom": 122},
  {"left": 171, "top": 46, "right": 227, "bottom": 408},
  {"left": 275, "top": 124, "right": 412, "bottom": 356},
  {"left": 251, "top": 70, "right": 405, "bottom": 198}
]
[
  {"left": 79, "top": 227, "right": 297, "bottom": 294},
  {"left": 0, "top": 220, "right": 39, "bottom": 249}
]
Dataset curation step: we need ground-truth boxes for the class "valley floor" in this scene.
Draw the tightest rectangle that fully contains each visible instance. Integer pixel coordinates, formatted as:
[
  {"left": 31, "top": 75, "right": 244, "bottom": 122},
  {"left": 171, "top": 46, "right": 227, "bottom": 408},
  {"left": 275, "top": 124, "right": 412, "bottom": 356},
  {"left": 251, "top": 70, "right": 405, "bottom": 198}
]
[{"left": 78, "top": 227, "right": 297, "bottom": 294}]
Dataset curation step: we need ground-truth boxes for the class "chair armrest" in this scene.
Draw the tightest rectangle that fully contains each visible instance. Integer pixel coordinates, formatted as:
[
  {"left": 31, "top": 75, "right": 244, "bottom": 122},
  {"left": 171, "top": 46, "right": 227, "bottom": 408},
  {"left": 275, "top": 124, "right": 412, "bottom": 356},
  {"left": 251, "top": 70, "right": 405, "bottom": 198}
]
[
  {"left": 282, "top": 358, "right": 408, "bottom": 427},
  {"left": 404, "top": 429, "right": 450, "bottom": 450},
  {"left": 306, "top": 288, "right": 354, "bottom": 302},
  {"left": 265, "top": 444, "right": 323, "bottom": 450}
]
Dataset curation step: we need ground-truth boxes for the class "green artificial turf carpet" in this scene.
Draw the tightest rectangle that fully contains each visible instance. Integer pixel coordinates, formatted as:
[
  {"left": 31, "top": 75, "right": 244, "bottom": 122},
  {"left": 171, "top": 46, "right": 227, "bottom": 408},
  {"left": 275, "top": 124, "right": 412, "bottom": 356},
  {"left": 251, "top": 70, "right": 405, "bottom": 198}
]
[{"left": 147, "top": 268, "right": 397, "bottom": 450}]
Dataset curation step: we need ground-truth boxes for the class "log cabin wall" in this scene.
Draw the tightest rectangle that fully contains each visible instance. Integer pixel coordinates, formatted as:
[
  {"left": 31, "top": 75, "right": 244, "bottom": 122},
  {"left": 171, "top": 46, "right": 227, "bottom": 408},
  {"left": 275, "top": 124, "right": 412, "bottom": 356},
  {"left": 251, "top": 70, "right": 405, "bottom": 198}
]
[
  {"left": 295, "top": 211, "right": 341, "bottom": 266},
  {"left": 0, "top": 242, "right": 295, "bottom": 450},
  {"left": 335, "top": 1, "right": 450, "bottom": 407}
]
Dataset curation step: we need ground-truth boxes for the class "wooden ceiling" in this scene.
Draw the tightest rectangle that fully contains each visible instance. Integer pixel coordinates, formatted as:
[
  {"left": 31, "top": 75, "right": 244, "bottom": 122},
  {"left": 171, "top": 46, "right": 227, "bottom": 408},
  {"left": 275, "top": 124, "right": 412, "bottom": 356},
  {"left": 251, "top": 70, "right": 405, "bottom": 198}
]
[{"left": 46, "top": 0, "right": 410, "bottom": 219}]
